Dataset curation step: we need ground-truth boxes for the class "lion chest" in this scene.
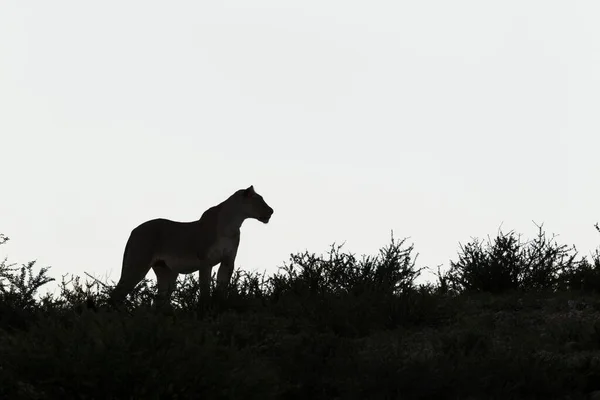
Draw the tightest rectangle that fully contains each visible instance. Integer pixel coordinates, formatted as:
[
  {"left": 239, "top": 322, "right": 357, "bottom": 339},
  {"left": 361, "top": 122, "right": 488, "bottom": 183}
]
[{"left": 201, "top": 236, "right": 238, "bottom": 264}]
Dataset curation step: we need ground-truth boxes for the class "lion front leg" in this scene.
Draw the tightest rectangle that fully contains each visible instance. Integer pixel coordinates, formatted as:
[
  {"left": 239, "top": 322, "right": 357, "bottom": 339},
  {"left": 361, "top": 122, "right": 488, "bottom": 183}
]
[
  {"left": 215, "top": 257, "right": 235, "bottom": 302},
  {"left": 198, "top": 266, "right": 212, "bottom": 309}
]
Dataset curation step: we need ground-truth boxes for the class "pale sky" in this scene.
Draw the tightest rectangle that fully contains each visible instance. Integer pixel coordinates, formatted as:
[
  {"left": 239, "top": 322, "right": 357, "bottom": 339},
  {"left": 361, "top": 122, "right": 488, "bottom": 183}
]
[{"left": 1, "top": 1, "right": 599, "bottom": 291}]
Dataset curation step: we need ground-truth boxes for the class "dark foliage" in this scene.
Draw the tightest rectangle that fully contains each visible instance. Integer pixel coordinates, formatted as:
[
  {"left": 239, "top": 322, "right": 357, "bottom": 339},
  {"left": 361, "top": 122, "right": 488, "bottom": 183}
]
[
  {"left": 2, "top": 227, "right": 600, "bottom": 399},
  {"left": 447, "top": 223, "right": 583, "bottom": 294}
]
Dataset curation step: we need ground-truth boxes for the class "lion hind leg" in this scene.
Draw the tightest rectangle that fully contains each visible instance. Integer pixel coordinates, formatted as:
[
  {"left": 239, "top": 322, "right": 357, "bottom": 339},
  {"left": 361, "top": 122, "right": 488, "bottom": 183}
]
[
  {"left": 152, "top": 261, "right": 178, "bottom": 310},
  {"left": 110, "top": 257, "right": 152, "bottom": 307}
]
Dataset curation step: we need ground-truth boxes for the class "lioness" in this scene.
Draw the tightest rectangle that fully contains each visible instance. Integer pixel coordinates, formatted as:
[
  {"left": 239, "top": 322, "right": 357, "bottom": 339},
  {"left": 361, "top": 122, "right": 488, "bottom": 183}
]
[{"left": 110, "top": 185, "right": 274, "bottom": 308}]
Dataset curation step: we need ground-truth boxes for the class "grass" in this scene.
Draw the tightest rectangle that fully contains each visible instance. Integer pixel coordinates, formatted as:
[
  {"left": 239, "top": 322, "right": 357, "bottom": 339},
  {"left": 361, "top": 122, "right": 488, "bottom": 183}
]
[{"left": 1, "top": 227, "right": 600, "bottom": 399}]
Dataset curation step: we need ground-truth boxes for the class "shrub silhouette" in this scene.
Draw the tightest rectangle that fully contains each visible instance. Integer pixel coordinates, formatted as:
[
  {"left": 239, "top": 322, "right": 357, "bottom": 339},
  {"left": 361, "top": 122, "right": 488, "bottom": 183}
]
[
  {"left": 449, "top": 231, "right": 522, "bottom": 293},
  {"left": 263, "top": 234, "right": 429, "bottom": 336},
  {"left": 270, "top": 233, "right": 421, "bottom": 299},
  {"left": 4, "top": 227, "right": 600, "bottom": 398},
  {"left": 562, "top": 250, "right": 600, "bottom": 293},
  {"left": 0, "top": 236, "right": 56, "bottom": 330},
  {"left": 447, "top": 223, "right": 579, "bottom": 294}
]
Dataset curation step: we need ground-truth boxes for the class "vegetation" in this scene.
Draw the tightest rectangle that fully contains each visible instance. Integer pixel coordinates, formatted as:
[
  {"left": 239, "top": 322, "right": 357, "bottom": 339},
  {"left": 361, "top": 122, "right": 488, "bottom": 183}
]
[{"left": 1, "top": 226, "right": 600, "bottom": 399}]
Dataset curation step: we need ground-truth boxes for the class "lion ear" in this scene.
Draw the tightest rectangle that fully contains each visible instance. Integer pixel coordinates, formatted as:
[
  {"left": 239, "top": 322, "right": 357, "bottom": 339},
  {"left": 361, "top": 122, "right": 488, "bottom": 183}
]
[{"left": 243, "top": 185, "right": 255, "bottom": 197}]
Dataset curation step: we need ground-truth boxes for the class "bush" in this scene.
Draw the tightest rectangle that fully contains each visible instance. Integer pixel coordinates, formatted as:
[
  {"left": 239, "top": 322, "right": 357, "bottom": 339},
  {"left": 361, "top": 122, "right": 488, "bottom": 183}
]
[
  {"left": 562, "top": 250, "right": 600, "bottom": 293},
  {"left": 4, "top": 228, "right": 600, "bottom": 398},
  {"left": 447, "top": 223, "right": 579, "bottom": 294},
  {"left": 270, "top": 233, "right": 421, "bottom": 299}
]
